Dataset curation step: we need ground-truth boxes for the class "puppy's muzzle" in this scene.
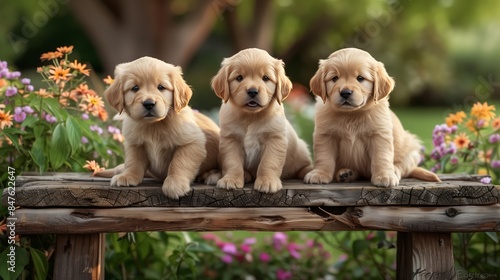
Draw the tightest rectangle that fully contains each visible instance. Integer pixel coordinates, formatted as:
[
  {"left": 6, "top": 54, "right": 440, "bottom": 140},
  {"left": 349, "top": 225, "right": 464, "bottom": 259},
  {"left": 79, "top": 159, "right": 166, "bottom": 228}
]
[
  {"left": 143, "top": 99, "right": 156, "bottom": 117},
  {"left": 247, "top": 88, "right": 258, "bottom": 98},
  {"left": 340, "top": 89, "right": 353, "bottom": 99}
]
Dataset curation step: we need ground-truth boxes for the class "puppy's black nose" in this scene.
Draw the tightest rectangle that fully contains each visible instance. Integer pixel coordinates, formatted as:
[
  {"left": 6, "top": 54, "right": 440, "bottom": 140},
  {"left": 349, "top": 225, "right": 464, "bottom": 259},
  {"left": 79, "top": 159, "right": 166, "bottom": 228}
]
[
  {"left": 247, "top": 88, "right": 258, "bottom": 98},
  {"left": 143, "top": 100, "right": 156, "bottom": 110},
  {"left": 340, "top": 89, "right": 353, "bottom": 99}
]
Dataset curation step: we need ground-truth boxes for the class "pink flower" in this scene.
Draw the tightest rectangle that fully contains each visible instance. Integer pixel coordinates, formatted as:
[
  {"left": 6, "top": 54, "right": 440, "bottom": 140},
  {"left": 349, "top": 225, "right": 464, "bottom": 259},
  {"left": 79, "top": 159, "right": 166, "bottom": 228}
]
[
  {"left": 273, "top": 232, "right": 287, "bottom": 250},
  {"left": 481, "top": 177, "right": 492, "bottom": 184},
  {"left": 221, "top": 243, "right": 237, "bottom": 255},
  {"left": 450, "top": 156, "right": 459, "bottom": 165},
  {"left": 287, "top": 243, "right": 301, "bottom": 259},
  {"left": 243, "top": 237, "right": 256, "bottom": 245},
  {"left": 81, "top": 136, "right": 89, "bottom": 144},
  {"left": 81, "top": 113, "right": 89, "bottom": 120},
  {"left": 201, "top": 233, "right": 219, "bottom": 241},
  {"left": 276, "top": 269, "right": 293, "bottom": 280},
  {"left": 491, "top": 160, "right": 500, "bottom": 169},
  {"left": 366, "top": 232, "right": 375, "bottom": 240},
  {"left": 221, "top": 254, "right": 233, "bottom": 264},
  {"left": 240, "top": 244, "right": 251, "bottom": 253},
  {"left": 489, "top": 134, "right": 500, "bottom": 144},
  {"left": 259, "top": 252, "right": 271, "bottom": 263}
]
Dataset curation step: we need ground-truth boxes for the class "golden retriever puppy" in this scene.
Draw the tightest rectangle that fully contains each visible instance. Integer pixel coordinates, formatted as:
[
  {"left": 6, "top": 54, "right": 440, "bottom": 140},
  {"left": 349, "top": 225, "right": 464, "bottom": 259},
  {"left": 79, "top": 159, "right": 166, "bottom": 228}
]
[
  {"left": 211, "top": 48, "right": 312, "bottom": 193},
  {"left": 94, "top": 56, "right": 220, "bottom": 199},
  {"left": 305, "top": 48, "right": 440, "bottom": 187}
]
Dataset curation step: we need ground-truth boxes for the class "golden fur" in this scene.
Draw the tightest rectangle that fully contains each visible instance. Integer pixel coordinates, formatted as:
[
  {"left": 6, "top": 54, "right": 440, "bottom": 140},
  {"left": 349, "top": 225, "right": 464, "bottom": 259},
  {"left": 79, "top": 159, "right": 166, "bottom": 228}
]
[
  {"left": 94, "top": 56, "right": 220, "bottom": 199},
  {"left": 305, "top": 48, "right": 440, "bottom": 187},
  {"left": 211, "top": 48, "right": 312, "bottom": 193}
]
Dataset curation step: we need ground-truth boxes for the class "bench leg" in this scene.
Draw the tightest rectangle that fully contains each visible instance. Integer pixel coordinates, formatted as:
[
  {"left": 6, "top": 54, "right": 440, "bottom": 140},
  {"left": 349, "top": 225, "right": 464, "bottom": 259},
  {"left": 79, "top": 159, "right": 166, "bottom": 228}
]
[
  {"left": 396, "top": 232, "right": 455, "bottom": 280},
  {"left": 54, "top": 233, "right": 105, "bottom": 280}
]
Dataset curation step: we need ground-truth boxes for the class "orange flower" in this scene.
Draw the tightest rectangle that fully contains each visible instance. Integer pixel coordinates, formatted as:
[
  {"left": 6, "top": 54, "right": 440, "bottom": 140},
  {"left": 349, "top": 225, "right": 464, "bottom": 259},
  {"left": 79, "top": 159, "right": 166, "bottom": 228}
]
[
  {"left": 0, "top": 110, "right": 14, "bottom": 130},
  {"left": 103, "top": 75, "right": 114, "bottom": 85},
  {"left": 35, "top": 88, "right": 55, "bottom": 98},
  {"left": 57, "top": 46, "right": 74, "bottom": 54},
  {"left": 48, "top": 65, "right": 71, "bottom": 84},
  {"left": 71, "top": 83, "right": 97, "bottom": 97},
  {"left": 83, "top": 160, "right": 105, "bottom": 175},
  {"left": 493, "top": 117, "right": 500, "bottom": 131},
  {"left": 80, "top": 94, "right": 105, "bottom": 116},
  {"left": 97, "top": 107, "right": 108, "bottom": 122},
  {"left": 0, "top": 78, "right": 6, "bottom": 89},
  {"left": 454, "top": 132, "right": 470, "bottom": 149},
  {"left": 471, "top": 102, "right": 495, "bottom": 121},
  {"left": 40, "top": 51, "right": 63, "bottom": 61},
  {"left": 445, "top": 111, "right": 466, "bottom": 127},
  {"left": 69, "top": 60, "right": 90, "bottom": 76}
]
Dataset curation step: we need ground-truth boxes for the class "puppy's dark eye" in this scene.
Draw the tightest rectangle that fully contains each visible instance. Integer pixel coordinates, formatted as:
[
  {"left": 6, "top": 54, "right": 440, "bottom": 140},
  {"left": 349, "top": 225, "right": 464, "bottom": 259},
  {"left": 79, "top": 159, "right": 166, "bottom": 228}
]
[
  {"left": 262, "top": 75, "right": 270, "bottom": 82},
  {"left": 332, "top": 76, "right": 339, "bottom": 82},
  {"left": 131, "top": 85, "right": 139, "bottom": 92},
  {"left": 357, "top": 76, "right": 365, "bottom": 82},
  {"left": 236, "top": 75, "right": 243, "bottom": 82},
  {"left": 158, "top": 84, "right": 166, "bottom": 91}
]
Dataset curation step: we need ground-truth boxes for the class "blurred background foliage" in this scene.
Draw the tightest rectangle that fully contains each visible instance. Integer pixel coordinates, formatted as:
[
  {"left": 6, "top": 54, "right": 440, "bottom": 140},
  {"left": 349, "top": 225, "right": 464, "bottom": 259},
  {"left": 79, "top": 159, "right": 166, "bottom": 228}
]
[{"left": 1, "top": 0, "right": 499, "bottom": 112}]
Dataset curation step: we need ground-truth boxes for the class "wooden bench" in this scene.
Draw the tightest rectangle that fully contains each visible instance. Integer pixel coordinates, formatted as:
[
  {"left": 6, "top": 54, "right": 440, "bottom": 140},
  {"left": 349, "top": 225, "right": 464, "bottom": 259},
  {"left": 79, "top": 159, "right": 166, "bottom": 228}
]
[{"left": 3, "top": 173, "right": 499, "bottom": 279}]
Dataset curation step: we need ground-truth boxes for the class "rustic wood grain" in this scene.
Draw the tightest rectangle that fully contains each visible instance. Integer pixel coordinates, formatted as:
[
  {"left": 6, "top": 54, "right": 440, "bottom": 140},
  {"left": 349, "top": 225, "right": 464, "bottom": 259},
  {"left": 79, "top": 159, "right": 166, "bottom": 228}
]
[
  {"left": 13, "top": 204, "right": 500, "bottom": 234},
  {"left": 54, "top": 234, "right": 105, "bottom": 280},
  {"left": 4, "top": 173, "right": 498, "bottom": 208},
  {"left": 397, "top": 232, "right": 455, "bottom": 280}
]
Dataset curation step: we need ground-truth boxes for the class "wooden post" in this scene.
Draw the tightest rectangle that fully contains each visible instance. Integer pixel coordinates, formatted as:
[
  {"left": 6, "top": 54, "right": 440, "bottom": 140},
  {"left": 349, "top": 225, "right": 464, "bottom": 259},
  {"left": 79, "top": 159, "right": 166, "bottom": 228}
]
[
  {"left": 396, "top": 232, "right": 455, "bottom": 280},
  {"left": 54, "top": 234, "right": 105, "bottom": 280}
]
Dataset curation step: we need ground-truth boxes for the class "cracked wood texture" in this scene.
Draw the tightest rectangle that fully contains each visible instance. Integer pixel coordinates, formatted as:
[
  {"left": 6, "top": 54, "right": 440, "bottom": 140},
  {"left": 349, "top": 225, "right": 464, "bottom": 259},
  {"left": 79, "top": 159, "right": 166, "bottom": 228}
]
[{"left": 4, "top": 173, "right": 498, "bottom": 208}]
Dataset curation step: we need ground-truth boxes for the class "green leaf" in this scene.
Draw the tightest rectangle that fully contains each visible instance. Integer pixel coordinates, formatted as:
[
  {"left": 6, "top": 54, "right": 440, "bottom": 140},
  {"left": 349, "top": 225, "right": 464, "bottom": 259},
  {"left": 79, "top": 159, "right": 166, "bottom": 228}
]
[
  {"left": 21, "top": 115, "right": 39, "bottom": 128},
  {"left": 0, "top": 246, "right": 30, "bottom": 280},
  {"left": 30, "top": 138, "right": 46, "bottom": 173},
  {"left": 43, "top": 98, "right": 68, "bottom": 121},
  {"left": 66, "top": 116, "right": 82, "bottom": 155},
  {"left": 485, "top": 232, "right": 499, "bottom": 244},
  {"left": 352, "top": 239, "right": 370, "bottom": 258},
  {"left": 29, "top": 247, "right": 48, "bottom": 280},
  {"left": 49, "top": 123, "right": 70, "bottom": 169},
  {"left": 2, "top": 128, "right": 25, "bottom": 152}
]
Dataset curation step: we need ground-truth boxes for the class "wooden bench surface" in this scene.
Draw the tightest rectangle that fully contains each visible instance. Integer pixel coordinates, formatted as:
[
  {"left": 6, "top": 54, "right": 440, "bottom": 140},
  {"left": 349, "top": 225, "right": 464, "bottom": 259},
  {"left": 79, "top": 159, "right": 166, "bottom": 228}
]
[{"left": 4, "top": 173, "right": 499, "bottom": 235}]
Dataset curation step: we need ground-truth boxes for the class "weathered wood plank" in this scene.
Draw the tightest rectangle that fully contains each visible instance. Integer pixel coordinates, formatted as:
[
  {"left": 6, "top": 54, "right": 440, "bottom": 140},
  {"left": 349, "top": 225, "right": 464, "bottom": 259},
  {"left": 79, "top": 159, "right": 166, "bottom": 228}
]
[
  {"left": 4, "top": 173, "right": 498, "bottom": 208},
  {"left": 396, "top": 232, "right": 455, "bottom": 280},
  {"left": 54, "top": 233, "right": 105, "bottom": 280},
  {"left": 14, "top": 204, "right": 500, "bottom": 234}
]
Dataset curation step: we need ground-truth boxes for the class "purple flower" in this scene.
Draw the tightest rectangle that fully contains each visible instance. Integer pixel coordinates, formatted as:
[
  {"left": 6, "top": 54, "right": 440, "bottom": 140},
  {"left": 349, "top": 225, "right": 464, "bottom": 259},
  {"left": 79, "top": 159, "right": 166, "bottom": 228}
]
[
  {"left": 477, "top": 119, "right": 486, "bottom": 129},
  {"left": 243, "top": 237, "right": 256, "bottom": 245},
  {"left": 489, "top": 134, "right": 500, "bottom": 144},
  {"left": 26, "top": 85, "right": 34, "bottom": 92},
  {"left": 221, "top": 254, "right": 233, "bottom": 264},
  {"left": 90, "top": 125, "right": 103, "bottom": 135},
  {"left": 5, "top": 86, "right": 17, "bottom": 97},
  {"left": 0, "top": 61, "right": 7, "bottom": 69},
  {"left": 45, "top": 114, "right": 57, "bottom": 123},
  {"left": 259, "top": 252, "right": 271, "bottom": 263},
  {"left": 13, "top": 107, "right": 26, "bottom": 122},
  {"left": 276, "top": 269, "right": 293, "bottom": 280},
  {"left": 450, "top": 125, "right": 458, "bottom": 133},
  {"left": 446, "top": 142, "right": 457, "bottom": 154},
  {"left": 7, "top": 71, "right": 21, "bottom": 79},
  {"left": 480, "top": 177, "right": 492, "bottom": 184},
  {"left": 81, "top": 136, "right": 89, "bottom": 144},
  {"left": 491, "top": 160, "right": 500, "bottom": 169},
  {"left": 22, "top": 106, "right": 34, "bottom": 114},
  {"left": 21, "top": 78, "right": 31, "bottom": 85},
  {"left": 221, "top": 243, "right": 237, "bottom": 255},
  {"left": 0, "top": 68, "right": 8, "bottom": 78},
  {"left": 81, "top": 113, "right": 89, "bottom": 120},
  {"left": 108, "top": 125, "right": 120, "bottom": 134}
]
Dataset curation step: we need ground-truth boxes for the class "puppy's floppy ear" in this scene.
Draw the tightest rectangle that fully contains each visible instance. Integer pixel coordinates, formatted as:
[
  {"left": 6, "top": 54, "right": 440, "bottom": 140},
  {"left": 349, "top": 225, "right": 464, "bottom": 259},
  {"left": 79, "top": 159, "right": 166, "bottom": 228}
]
[
  {"left": 310, "top": 60, "right": 328, "bottom": 103},
  {"left": 211, "top": 58, "right": 231, "bottom": 103},
  {"left": 274, "top": 59, "right": 292, "bottom": 105},
  {"left": 373, "top": 62, "right": 395, "bottom": 103},
  {"left": 104, "top": 64, "right": 125, "bottom": 114},
  {"left": 172, "top": 66, "right": 193, "bottom": 113}
]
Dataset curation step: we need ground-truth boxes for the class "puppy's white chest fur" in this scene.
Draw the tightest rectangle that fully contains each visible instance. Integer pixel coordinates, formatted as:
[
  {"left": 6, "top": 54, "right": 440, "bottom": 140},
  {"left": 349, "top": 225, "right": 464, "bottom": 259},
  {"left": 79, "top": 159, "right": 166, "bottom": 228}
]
[{"left": 244, "top": 133, "right": 262, "bottom": 168}]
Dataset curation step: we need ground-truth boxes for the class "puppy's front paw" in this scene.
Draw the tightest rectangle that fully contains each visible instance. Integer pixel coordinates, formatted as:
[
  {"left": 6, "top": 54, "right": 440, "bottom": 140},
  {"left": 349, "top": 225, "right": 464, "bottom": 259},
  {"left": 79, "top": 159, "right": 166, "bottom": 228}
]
[
  {"left": 111, "top": 174, "right": 142, "bottom": 187},
  {"left": 162, "top": 176, "right": 191, "bottom": 199},
  {"left": 304, "top": 170, "right": 333, "bottom": 184},
  {"left": 336, "top": 168, "right": 357, "bottom": 183},
  {"left": 254, "top": 176, "right": 282, "bottom": 193},
  {"left": 217, "top": 176, "right": 244, "bottom": 189},
  {"left": 371, "top": 172, "right": 399, "bottom": 188},
  {"left": 198, "top": 170, "right": 222, "bottom": 185}
]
